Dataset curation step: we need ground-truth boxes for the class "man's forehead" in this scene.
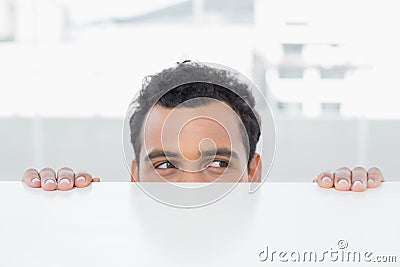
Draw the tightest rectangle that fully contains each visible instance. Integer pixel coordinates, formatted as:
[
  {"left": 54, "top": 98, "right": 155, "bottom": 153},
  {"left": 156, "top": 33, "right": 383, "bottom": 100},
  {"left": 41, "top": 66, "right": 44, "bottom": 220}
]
[
  {"left": 140, "top": 100, "right": 248, "bottom": 154},
  {"left": 143, "top": 100, "right": 242, "bottom": 133},
  {"left": 149, "top": 100, "right": 234, "bottom": 118}
]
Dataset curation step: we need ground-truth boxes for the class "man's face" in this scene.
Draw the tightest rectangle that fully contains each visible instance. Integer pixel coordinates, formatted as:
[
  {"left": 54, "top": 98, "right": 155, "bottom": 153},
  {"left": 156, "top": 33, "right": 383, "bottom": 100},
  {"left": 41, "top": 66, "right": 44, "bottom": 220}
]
[{"left": 131, "top": 100, "right": 261, "bottom": 182}]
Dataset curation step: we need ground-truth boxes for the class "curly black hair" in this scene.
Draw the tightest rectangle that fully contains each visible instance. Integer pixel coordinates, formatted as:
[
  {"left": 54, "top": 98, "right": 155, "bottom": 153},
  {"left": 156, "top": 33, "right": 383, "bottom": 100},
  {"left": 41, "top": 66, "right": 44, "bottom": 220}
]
[{"left": 129, "top": 61, "right": 261, "bottom": 171}]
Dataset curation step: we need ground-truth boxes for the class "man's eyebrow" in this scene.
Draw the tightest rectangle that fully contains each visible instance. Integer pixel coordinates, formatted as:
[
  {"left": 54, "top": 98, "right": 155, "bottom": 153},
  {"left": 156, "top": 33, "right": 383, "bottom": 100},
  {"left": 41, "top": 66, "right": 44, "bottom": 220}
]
[
  {"left": 201, "top": 148, "right": 239, "bottom": 159},
  {"left": 145, "top": 150, "right": 180, "bottom": 161}
]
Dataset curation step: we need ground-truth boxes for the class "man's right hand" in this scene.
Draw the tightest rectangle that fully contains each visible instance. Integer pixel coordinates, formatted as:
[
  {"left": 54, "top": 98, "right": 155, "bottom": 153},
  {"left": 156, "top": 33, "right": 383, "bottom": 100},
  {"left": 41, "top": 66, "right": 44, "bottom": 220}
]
[{"left": 22, "top": 167, "right": 100, "bottom": 191}]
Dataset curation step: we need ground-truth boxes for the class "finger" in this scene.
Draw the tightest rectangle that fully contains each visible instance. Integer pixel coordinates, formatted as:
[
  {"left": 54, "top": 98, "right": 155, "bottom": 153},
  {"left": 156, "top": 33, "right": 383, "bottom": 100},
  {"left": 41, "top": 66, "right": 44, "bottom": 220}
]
[
  {"left": 367, "top": 167, "right": 384, "bottom": 188},
  {"left": 333, "top": 167, "right": 352, "bottom": 191},
  {"left": 22, "top": 168, "right": 41, "bottom": 188},
  {"left": 74, "top": 170, "right": 93, "bottom": 188},
  {"left": 315, "top": 171, "right": 334, "bottom": 188},
  {"left": 39, "top": 168, "right": 57, "bottom": 191},
  {"left": 351, "top": 166, "right": 367, "bottom": 192},
  {"left": 57, "top": 167, "right": 75, "bottom": 191},
  {"left": 92, "top": 177, "right": 100, "bottom": 182}
]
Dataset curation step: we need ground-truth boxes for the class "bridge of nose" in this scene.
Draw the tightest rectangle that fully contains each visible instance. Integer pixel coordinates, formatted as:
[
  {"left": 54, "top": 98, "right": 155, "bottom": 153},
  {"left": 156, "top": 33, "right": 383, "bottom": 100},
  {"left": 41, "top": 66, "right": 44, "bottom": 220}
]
[{"left": 176, "top": 171, "right": 212, "bottom": 182}]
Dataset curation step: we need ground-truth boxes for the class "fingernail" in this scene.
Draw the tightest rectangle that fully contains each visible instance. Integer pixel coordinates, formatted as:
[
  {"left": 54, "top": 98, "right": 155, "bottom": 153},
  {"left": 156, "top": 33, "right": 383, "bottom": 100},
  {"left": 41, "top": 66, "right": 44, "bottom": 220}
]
[
  {"left": 76, "top": 176, "right": 85, "bottom": 183},
  {"left": 44, "top": 179, "right": 56, "bottom": 185},
  {"left": 31, "top": 177, "right": 40, "bottom": 183},
  {"left": 338, "top": 179, "right": 349, "bottom": 186},
  {"left": 353, "top": 180, "right": 363, "bottom": 187},
  {"left": 58, "top": 178, "right": 71, "bottom": 185},
  {"left": 321, "top": 177, "right": 332, "bottom": 183},
  {"left": 368, "top": 179, "right": 375, "bottom": 184}
]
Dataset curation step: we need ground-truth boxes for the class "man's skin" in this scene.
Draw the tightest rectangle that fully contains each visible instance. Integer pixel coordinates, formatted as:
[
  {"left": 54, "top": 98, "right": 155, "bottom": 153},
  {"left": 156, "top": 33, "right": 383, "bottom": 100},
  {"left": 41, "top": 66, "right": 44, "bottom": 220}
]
[
  {"left": 22, "top": 101, "right": 385, "bottom": 191},
  {"left": 131, "top": 100, "right": 260, "bottom": 182}
]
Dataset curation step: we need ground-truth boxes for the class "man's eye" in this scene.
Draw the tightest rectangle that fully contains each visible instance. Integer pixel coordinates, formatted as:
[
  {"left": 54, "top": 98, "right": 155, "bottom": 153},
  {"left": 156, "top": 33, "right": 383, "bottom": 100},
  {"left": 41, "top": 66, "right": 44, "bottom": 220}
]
[
  {"left": 154, "top": 162, "right": 176, "bottom": 169},
  {"left": 208, "top": 160, "right": 229, "bottom": 168}
]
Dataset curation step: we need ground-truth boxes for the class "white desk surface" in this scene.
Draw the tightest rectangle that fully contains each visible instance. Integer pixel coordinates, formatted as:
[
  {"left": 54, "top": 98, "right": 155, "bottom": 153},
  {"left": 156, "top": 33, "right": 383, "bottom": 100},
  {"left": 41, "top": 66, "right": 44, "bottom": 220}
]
[{"left": 1, "top": 181, "right": 399, "bottom": 267}]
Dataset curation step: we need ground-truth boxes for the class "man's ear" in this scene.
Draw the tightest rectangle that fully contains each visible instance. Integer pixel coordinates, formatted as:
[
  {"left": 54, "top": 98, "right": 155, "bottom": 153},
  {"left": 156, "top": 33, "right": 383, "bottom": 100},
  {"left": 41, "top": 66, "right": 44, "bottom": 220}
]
[
  {"left": 248, "top": 153, "right": 262, "bottom": 182},
  {"left": 131, "top": 160, "right": 139, "bottom": 182}
]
